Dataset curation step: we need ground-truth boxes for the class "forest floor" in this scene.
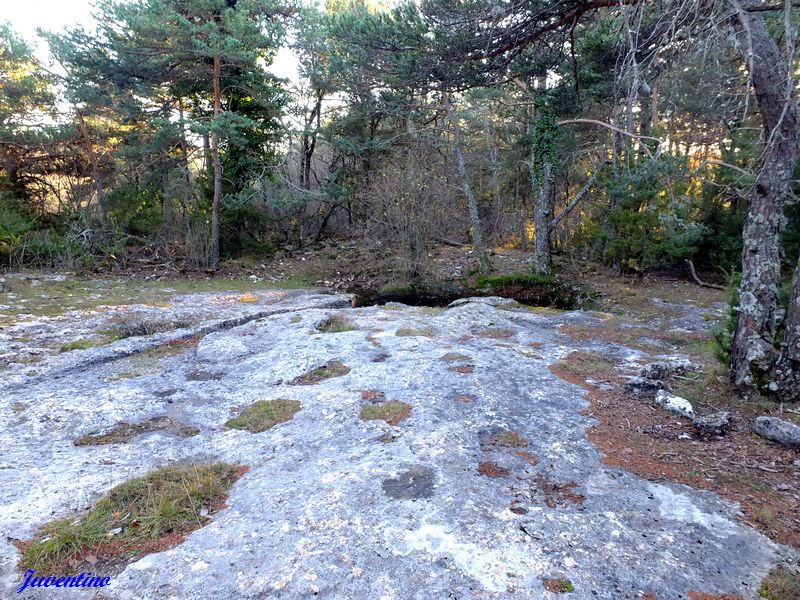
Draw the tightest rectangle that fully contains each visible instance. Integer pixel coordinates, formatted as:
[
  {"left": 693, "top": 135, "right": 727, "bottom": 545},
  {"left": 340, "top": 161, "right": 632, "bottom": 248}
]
[{"left": 1, "top": 246, "right": 799, "bottom": 598}]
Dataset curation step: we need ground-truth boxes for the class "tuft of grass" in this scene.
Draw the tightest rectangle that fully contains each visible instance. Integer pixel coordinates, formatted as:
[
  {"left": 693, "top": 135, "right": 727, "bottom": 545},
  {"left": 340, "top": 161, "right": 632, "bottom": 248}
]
[
  {"left": 543, "top": 577, "right": 574, "bottom": 593},
  {"left": 21, "top": 462, "right": 244, "bottom": 576},
  {"left": 316, "top": 315, "right": 358, "bottom": 333},
  {"left": 359, "top": 401, "right": 412, "bottom": 426},
  {"left": 490, "top": 431, "right": 527, "bottom": 447},
  {"left": 109, "top": 315, "right": 198, "bottom": 340},
  {"left": 441, "top": 352, "right": 472, "bottom": 362},
  {"left": 74, "top": 417, "right": 173, "bottom": 446},
  {"left": 225, "top": 399, "right": 301, "bottom": 433},
  {"left": 396, "top": 327, "right": 434, "bottom": 338},
  {"left": 59, "top": 337, "right": 115, "bottom": 353},
  {"left": 289, "top": 361, "right": 351, "bottom": 385},
  {"left": 759, "top": 568, "right": 800, "bottom": 600},
  {"left": 475, "top": 328, "right": 516, "bottom": 340}
]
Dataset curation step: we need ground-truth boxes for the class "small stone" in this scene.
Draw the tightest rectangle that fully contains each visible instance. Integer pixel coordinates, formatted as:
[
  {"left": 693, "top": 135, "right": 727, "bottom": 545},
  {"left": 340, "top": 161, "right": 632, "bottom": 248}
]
[
  {"left": 625, "top": 376, "right": 664, "bottom": 394},
  {"left": 693, "top": 411, "right": 731, "bottom": 436},
  {"left": 655, "top": 390, "right": 694, "bottom": 418},
  {"left": 640, "top": 359, "right": 695, "bottom": 381},
  {"left": 754, "top": 416, "right": 800, "bottom": 448},
  {"left": 106, "top": 527, "right": 123, "bottom": 537}
]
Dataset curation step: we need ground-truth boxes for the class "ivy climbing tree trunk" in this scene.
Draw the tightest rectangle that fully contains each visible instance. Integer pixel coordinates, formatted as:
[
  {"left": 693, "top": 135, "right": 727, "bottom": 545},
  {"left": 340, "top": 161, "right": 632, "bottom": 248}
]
[
  {"left": 209, "top": 53, "right": 223, "bottom": 270},
  {"left": 532, "top": 157, "right": 554, "bottom": 276},
  {"left": 728, "top": 3, "right": 799, "bottom": 389},
  {"left": 443, "top": 92, "right": 492, "bottom": 274}
]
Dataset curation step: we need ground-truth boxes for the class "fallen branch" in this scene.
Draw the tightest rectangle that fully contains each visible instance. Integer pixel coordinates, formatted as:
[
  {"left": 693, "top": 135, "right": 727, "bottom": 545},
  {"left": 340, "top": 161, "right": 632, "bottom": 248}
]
[{"left": 686, "top": 259, "right": 726, "bottom": 290}]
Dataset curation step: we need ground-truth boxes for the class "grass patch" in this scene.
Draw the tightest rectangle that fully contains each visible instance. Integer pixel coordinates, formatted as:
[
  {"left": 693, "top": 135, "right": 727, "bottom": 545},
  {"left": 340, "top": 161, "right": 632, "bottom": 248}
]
[
  {"left": 759, "top": 567, "right": 800, "bottom": 600},
  {"left": 289, "top": 361, "right": 351, "bottom": 385},
  {"left": 74, "top": 417, "right": 173, "bottom": 446},
  {"left": 554, "top": 351, "right": 616, "bottom": 379},
  {"left": 20, "top": 462, "right": 245, "bottom": 575},
  {"left": 316, "top": 315, "right": 358, "bottom": 333},
  {"left": 225, "top": 399, "right": 301, "bottom": 433},
  {"left": 359, "top": 401, "right": 411, "bottom": 426},
  {"left": 108, "top": 315, "right": 198, "bottom": 340},
  {"left": 475, "top": 328, "right": 515, "bottom": 340},
  {"left": 396, "top": 327, "right": 434, "bottom": 338},
  {"left": 59, "top": 336, "right": 115, "bottom": 353},
  {"left": 490, "top": 431, "right": 527, "bottom": 447},
  {"left": 441, "top": 352, "right": 471, "bottom": 362}
]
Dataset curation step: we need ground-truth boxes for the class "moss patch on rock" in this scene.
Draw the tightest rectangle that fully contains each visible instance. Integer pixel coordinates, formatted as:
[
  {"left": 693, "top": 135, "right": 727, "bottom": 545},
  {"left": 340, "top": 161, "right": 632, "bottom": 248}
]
[{"left": 225, "top": 399, "right": 301, "bottom": 433}]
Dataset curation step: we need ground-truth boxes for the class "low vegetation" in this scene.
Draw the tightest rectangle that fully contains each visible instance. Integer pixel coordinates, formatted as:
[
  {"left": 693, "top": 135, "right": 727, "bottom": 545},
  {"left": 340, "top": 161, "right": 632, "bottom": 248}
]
[
  {"left": 73, "top": 417, "right": 173, "bottom": 446},
  {"left": 20, "top": 463, "right": 245, "bottom": 575},
  {"left": 225, "top": 399, "right": 301, "bottom": 433},
  {"left": 316, "top": 315, "right": 358, "bottom": 333},
  {"left": 289, "top": 361, "right": 351, "bottom": 385},
  {"left": 395, "top": 327, "right": 434, "bottom": 338},
  {"left": 359, "top": 401, "right": 411, "bottom": 426}
]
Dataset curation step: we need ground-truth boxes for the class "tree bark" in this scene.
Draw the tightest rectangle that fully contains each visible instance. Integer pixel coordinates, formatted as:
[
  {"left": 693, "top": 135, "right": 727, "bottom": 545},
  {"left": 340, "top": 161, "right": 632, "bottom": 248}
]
[
  {"left": 729, "top": 4, "right": 799, "bottom": 388},
  {"left": 209, "top": 53, "right": 223, "bottom": 270},
  {"left": 774, "top": 254, "right": 800, "bottom": 401},
  {"left": 75, "top": 109, "right": 107, "bottom": 221},
  {"left": 443, "top": 92, "right": 492, "bottom": 274}
]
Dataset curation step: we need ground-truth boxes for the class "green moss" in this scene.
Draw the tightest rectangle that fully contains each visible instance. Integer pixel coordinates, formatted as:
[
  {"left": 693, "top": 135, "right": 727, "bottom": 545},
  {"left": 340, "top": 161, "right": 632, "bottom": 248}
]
[
  {"left": 359, "top": 401, "right": 411, "bottom": 426},
  {"left": 225, "top": 399, "right": 301, "bottom": 433},
  {"left": 22, "top": 463, "right": 244, "bottom": 575}
]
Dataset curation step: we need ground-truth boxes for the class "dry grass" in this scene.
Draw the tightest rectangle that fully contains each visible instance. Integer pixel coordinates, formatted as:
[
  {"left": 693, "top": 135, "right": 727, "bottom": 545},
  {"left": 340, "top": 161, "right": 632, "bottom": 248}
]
[
  {"left": 19, "top": 463, "right": 245, "bottom": 576},
  {"left": 74, "top": 417, "right": 173, "bottom": 446},
  {"left": 359, "top": 401, "right": 411, "bottom": 426},
  {"left": 316, "top": 315, "right": 358, "bottom": 333},
  {"left": 288, "top": 361, "right": 351, "bottom": 385},
  {"left": 395, "top": 327, "right": 435, "bottom": 338}
]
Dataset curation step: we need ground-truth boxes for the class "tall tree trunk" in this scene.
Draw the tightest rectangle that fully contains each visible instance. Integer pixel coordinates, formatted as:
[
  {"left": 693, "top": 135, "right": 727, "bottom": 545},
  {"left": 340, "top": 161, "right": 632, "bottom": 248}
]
[
  {"left": 75, "top": 109, "right": 107, "bottom": 221},
  {"left": 443, "top": 92, "right": 492, "bottom": 274},
  {"left": 774, "top": 255, "right": 800, "bottom": 401},
  {"left": 729, "top": 4, "right": 799, "bottom": 387},
  {"left": 209, "top": 54, "right": 223, "bottom": 270},
  {"left": 178, "top": 102, "right": 192, "bottom": 240},
  {"left": 531, "top": 157, "right": 554, "bottom": 276}
]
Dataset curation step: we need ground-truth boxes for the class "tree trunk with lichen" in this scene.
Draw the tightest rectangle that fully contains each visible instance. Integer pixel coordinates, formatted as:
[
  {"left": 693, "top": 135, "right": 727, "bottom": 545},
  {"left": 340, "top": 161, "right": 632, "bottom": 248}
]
[
  {"left": 774, "top": 256, "right": 800, "bottom": 401},
  {"left": 729, "top": 5, "right": 799, "bottom": 389}
]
